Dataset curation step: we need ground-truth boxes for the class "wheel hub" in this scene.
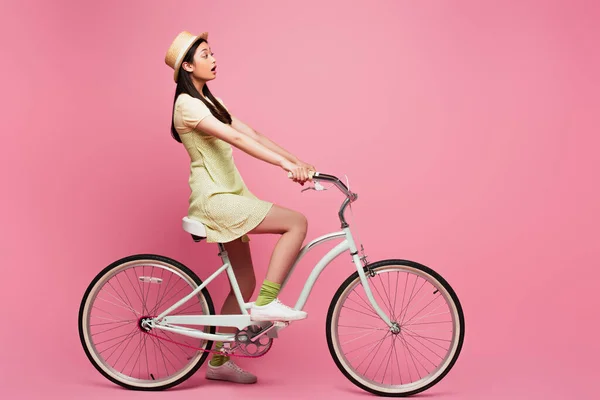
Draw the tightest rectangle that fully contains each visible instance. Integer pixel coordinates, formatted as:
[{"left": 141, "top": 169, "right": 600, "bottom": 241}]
[
  {"left": 138, "top": 316, "right": 153, "bottom": 332},
  {"left": 390, "top": 322, "right": 401, "bottom": 335}
]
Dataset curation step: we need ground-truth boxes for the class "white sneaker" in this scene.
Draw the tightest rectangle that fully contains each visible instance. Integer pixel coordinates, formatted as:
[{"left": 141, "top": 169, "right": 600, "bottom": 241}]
[
  {"left": 250, "top": 298, "right": 307, "bottom": 321},
  {"left": 206, "top": 360, "right": 257, "bottom": 384}
]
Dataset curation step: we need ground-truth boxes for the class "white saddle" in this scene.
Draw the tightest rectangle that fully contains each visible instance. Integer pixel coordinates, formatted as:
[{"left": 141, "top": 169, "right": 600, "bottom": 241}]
[{"left": 182, "top": 216, "right": 207, "bottom": 240}]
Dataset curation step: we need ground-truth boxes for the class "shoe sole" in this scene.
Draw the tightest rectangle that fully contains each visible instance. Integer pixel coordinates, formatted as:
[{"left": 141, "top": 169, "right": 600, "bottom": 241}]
[
  {"left": 250, "top": 313, "right": 307, "bottom": 322},
  {"left": 206, "top": 374, "right": 257, "bottom": 384}
]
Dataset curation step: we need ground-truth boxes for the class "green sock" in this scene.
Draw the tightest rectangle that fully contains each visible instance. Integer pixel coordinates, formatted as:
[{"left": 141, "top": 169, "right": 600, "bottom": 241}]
[
  {"left": 255, "top": 279, "right": 281, "bottom": 306},
  {"left": 209, "top": 342, "right": 230, "bottom": 367}
]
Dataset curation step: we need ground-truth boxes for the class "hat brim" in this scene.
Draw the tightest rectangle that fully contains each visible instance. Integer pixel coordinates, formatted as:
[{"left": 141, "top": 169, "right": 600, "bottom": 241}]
[{"left": 173, "top": 31, "right": 209, "bottom": 82}]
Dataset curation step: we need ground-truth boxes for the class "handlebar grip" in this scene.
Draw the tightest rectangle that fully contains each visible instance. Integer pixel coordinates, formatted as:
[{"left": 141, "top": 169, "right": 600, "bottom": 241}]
[{"left": 287, "top": 170, "right": 316, "bottom": 179}]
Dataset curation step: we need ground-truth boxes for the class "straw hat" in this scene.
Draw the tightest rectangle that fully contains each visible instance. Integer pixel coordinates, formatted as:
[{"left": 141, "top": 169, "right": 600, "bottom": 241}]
[{"left": 165, "top": 31, "right": 209, "bottom": 82}]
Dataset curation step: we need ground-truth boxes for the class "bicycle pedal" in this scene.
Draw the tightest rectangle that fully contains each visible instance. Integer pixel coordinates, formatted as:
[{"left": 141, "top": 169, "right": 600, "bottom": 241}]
[{"left": 273, "top": 321, "right": 289, "bottom": 328}]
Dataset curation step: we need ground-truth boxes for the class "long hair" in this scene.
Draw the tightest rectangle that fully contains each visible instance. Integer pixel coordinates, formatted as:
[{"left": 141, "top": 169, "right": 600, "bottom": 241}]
[{"left": 170, "top": 38, "right": 232, "bottom": 143}]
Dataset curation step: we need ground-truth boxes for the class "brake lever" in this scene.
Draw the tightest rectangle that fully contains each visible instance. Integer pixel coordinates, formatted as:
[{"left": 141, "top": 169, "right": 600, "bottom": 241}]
[{"left": 300, "top": 181, "right": 327, "bottom": 192}]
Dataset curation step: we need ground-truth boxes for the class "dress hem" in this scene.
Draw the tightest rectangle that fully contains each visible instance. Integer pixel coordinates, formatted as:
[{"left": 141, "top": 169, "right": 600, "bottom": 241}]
[{"left": 205, "top": 202, "right": 274, "bottom": 244}]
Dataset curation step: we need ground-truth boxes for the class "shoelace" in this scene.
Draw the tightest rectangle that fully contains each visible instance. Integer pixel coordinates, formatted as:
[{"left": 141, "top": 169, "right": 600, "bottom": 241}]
[
  {"left": 274, "top": 298, "right": 297, "bottom": 311},
  {"left": 227, "top": 361, "right": 247, "bottom": 373}
]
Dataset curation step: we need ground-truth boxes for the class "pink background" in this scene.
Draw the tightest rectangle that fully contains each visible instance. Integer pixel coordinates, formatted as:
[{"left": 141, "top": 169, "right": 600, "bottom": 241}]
[{"left": 1, "top": 0, "right": 599, "bottom": 398}]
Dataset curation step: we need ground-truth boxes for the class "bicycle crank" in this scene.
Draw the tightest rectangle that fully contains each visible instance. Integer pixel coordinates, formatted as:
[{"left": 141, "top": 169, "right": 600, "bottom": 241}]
[{"left": 234, "top": 324, "right": 275, "bottom": 357}]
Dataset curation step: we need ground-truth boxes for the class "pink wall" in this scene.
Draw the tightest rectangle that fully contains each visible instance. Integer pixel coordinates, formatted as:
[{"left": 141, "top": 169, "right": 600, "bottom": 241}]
[{"left": 1, "top": 0, "right": 598, "bottom": 398}]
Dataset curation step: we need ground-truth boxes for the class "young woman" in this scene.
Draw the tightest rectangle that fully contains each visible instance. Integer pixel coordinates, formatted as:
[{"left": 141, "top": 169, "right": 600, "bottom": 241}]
[{"left": 165, "top": 31, "right": 316, "bottom": 384}]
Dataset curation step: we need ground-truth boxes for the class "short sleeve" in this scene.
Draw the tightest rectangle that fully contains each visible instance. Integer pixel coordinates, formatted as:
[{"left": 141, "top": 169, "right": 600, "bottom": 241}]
[{"left": 177, "top": 94, "right": 212, "bottom": 130}]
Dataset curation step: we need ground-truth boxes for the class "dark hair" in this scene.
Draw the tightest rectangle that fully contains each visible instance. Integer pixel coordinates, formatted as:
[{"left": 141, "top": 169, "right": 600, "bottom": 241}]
[{"left": 170, "top": 38, "right": 232, "bottom": 143}]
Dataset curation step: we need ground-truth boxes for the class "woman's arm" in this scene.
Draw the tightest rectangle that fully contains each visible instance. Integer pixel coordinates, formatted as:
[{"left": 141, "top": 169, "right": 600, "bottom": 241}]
[
  {"left": 197, "top": 115, "right": 285, "bottom": 167},
  {"left": 196, "top": 115, "right": 312, "bottom": 182},
  {"left": 231, "top": 116, "right": 314, "bottom": 170}
]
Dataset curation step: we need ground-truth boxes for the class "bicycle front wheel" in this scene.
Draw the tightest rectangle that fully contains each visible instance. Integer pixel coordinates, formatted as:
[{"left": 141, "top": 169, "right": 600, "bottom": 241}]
[
  {"left": 78, "top": 254, "right": 215, "bottom": 390},
  {"left": 326, "top": 259, "right": 464, "bottom": 397}
]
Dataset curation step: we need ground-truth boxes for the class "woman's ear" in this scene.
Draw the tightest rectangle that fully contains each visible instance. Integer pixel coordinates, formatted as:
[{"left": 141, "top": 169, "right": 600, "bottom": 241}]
[{"left": 182, "top": 61, "right": 194, "bottom": 73}]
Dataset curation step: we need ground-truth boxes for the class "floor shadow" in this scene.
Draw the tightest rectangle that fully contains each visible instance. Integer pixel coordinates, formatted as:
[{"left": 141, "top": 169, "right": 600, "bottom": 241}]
[
  {"left": 73, "top": 372, "right": 204, "bottom": 392},
  {"left": 337, "top": 385, "right": 456, "bottom": 398}
]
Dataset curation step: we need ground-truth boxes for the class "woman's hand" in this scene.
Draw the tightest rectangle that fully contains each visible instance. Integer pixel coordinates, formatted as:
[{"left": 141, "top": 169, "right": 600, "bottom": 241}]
[
  {"left": 294, "top": 160, "right": 317, "bottom": 185},
  {"left": 282, "top": 160, "right": 313, "bottom": 185},
  {"left": 296, "top": 160, "right": 316, "bottom": 174}
]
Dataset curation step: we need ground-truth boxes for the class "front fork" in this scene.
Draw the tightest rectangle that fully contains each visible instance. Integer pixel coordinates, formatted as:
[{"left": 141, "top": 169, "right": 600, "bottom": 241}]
[{"left": 344, "top": 228, "right": 398, "bottom": 332}]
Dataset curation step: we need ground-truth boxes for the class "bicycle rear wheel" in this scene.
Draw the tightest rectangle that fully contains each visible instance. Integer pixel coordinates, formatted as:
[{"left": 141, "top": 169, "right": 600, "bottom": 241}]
[
  {"left": 78, "top": 254, "right": 215, "bottom": 390},
  {"left": 326, "top": 259, "right": 464, "bottom": 397}
]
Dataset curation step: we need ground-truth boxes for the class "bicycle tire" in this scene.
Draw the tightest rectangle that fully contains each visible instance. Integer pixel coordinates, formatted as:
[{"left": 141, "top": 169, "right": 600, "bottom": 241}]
[
  {"left": 326, "top": 259, "right": 465, "bottom": 397},
  {"left": 78, "top": 254, "right": 216, "bottom": 391}
]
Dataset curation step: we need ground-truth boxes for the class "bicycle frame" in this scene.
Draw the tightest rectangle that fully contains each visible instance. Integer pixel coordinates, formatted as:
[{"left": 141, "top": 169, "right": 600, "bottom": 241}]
[{"left": 148, "top": 226, "right": 393, "bottom": 342}]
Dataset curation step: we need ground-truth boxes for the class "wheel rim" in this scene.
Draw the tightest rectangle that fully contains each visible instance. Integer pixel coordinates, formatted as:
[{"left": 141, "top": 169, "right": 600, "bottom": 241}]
[
  {"left": 330, "top": 264, "right": 462, "bottom": 394},
  {"left": 81, "top": 259, "right": 211, "bottom": 388}
]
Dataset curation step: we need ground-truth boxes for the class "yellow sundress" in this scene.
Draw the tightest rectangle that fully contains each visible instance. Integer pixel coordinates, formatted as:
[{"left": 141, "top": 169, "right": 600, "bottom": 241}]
[{"left": 173, "top": 93, "right": 273, "bottom": 243}]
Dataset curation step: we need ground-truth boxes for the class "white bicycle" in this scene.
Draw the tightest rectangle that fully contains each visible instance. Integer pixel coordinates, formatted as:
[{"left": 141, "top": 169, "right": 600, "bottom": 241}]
[{"left": 78, "top": 172, "right": 464, "bottom": 397}]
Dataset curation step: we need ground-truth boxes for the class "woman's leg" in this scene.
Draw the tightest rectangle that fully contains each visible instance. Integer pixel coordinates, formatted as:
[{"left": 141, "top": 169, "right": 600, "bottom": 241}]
[
  {"left": 221, "top": 237, "right": 257, "bottom": 314},
  {"left": 246, "top": 205, "right": 308, "bottom": 317},
  {"left": 248, "top": 204, "right": 308, "bottom": 284},
  {"left": 208, "top": 205, "right": 308, "bottom": 369},
  {"left": 209, "top": 237, "right": 256, "bottom": 367}
]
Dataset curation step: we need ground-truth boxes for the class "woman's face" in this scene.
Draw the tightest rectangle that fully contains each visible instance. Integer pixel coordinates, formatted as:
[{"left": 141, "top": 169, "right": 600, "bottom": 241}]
[{"left": 183, "top": 41, "right": 217, "bottom": 82}]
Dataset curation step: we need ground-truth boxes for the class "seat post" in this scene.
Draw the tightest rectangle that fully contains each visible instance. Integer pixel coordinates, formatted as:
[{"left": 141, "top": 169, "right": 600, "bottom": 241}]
[{"left": 217, "top": 243, "right": 229, "bottom": 265}]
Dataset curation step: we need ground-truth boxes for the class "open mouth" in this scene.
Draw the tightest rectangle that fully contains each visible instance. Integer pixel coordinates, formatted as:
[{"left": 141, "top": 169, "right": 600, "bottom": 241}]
[{"left": 211, "top": 66, "right": 217, "bottom": 72}]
